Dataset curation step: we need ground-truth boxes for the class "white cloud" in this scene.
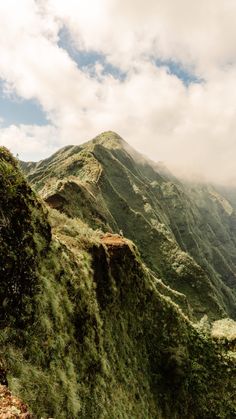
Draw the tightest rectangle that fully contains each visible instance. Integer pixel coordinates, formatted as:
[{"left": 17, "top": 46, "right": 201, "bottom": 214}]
[
  {"left": 0, "top": 0, "right": 236, "bottom": 183},
  {"left": 46, "top": 0, "right": 236, "bottom": 76},
  {"left": 0, "top": 124, "right": 59, "bottom": 161}
]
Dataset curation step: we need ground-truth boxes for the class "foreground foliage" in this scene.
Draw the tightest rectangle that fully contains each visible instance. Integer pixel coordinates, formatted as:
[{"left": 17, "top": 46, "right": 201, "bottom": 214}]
[{"left": 0, "top": 145, "right": 236, "bottom": 418}]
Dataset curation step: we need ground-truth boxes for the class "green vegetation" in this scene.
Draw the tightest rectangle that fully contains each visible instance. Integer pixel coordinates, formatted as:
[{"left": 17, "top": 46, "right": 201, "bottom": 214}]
[
  {"left": 0, "top": 147, "right": 50, "bottom": 326},
  {"left": 1, "top": 141, "right": 236, "bottom": 417},
  {"left": 22, "top": 132, "right": 236, "bottom": 320},
  {"left": 211, "top": 318, "right": 236, "bottom": 341}
]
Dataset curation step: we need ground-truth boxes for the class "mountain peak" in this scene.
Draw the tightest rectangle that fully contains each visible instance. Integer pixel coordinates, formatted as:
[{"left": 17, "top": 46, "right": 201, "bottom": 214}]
[
  {"left": 91, "top": 131, "right": 127, "bottom": 149},
  {"left": 5, "top": 135, "right": 236, "bottom": 418}
]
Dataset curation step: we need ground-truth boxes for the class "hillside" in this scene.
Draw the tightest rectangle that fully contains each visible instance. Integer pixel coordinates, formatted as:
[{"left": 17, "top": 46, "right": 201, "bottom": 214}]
[
  {"left": 1, "top": 145, "right": 236, "bottom": 417},
  {"left": 22, "top": 131, "right": 236, "bottom": 321}
]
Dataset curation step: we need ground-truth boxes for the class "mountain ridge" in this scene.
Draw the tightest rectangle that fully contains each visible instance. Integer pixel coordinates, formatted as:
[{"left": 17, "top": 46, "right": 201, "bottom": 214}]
[
  {"left": 21, "top": 131, "right": 236, "bottom": 321},
  {"left": 1, "top": 143, "right": 236, "bottom": 417}
]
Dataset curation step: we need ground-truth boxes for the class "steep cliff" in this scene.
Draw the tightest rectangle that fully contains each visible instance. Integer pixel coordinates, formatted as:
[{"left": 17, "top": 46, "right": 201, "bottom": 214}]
[
  {"left": 21, "top": 132, "right": 236, "bottom": 321},
  {"left": 1, "top": 145, "right": 236, "bottom": 418}
]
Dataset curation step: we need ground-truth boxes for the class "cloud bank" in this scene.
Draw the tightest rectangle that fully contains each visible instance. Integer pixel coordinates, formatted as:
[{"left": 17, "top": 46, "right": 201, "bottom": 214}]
[{"left": 0, "top": 0, "right": 236, "bottom": 183}]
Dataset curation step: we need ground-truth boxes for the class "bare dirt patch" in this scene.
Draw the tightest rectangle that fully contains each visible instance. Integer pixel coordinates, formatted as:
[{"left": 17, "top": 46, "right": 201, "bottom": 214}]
[{"left": 101, "top": 233, "right": 126, "bottom": 246}]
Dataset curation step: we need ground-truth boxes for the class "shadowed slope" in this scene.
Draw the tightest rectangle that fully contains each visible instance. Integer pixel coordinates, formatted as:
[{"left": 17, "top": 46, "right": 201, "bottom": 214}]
[
  {"left": 1, "top": 146, "right": 235, "bottom": 418},
  {"left": 21, "top": 132, "right": 236, "bottom": 320}
]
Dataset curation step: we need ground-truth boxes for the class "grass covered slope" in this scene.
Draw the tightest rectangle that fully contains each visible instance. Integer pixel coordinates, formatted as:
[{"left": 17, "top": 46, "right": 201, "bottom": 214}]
[
  {"left": 22, "top": 132, "right": 236, "bottom": 320},
  {"left": 2, "top": 146, "right": 236, "bottom": 417},
  {"left": 0, "top": 147, "right": 51, "bottom": 327}
]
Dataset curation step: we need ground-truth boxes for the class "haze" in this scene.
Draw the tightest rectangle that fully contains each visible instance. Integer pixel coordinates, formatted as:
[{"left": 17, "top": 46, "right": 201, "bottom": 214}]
[{"left": 0, "top": 0, "right": 236, "bottom": 184}]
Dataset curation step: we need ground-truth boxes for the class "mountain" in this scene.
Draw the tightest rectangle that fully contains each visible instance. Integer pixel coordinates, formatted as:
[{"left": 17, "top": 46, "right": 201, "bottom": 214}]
[
  {"left": 22, "top": 131, "right": 236, "bottom": 321},
  {"left": 1, "top": 141, "right": 235, "bottom": 417}
]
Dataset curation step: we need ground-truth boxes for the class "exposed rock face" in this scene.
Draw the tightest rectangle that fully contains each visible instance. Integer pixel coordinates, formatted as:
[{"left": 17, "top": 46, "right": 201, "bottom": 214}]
[
  {"left": 0, "top": 385, "right": 32, "bottom": 418},
  {"left": 21, "top": 131, "right": 236, "bottom": 320},
  {"left": 0, "top": 143, "right": 235, "bottom": 418}
]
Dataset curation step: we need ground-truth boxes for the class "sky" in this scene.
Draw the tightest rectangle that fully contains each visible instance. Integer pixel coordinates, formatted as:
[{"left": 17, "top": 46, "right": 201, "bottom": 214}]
[{"left": 0, "top": 0, "right": 236, "bottom": 184}]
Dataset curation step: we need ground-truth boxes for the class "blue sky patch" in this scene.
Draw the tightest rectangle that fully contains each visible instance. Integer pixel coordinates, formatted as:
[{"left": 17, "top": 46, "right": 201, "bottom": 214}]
[
  {"left": 58, "top": 26, "right": 126, "bottom": 81},
  {"left": 0, "top": 82, "right": 48, "bottom": 127},
  {"left": 155, "top": 59, "right": 203, "bottom": 86}
]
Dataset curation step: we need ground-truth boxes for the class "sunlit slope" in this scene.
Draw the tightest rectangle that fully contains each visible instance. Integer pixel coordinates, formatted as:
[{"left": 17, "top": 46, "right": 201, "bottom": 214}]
[
  {"left": 22, "top": 132, "right": 236, "bottom": 320},
  {"left": 1, "top": 146, "right": 236, "bottom": 418}
]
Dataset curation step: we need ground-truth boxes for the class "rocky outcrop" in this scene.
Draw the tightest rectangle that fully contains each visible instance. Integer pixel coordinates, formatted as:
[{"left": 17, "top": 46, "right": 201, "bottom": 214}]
[
  {"left": 0, "top": 385, "right": 32, "bottom": 418},
  {"left": 1, "top": 145, "right": 235, "bottom": 418},
  {"left": 21, "top": 132, "right": 236, "bottom": 320}
]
